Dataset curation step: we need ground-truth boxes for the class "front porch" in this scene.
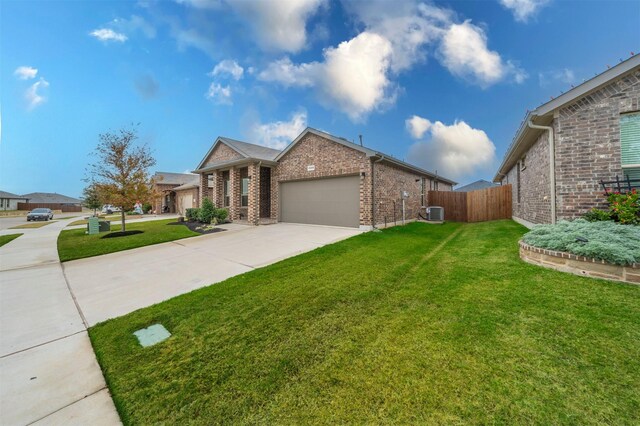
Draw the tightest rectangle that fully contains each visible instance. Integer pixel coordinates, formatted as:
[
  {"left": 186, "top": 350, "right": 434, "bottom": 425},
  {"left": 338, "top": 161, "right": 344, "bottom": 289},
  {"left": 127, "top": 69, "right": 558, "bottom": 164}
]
[{"left": 198, "top": 162, "right": 274, "bottom": 225}]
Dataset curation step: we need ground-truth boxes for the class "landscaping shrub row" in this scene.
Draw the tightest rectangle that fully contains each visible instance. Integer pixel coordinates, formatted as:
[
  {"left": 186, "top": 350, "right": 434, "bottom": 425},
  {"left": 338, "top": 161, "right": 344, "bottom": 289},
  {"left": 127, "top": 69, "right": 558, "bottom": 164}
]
[{"left": 185, "top": 199, "right": 228, "bottom": 224}]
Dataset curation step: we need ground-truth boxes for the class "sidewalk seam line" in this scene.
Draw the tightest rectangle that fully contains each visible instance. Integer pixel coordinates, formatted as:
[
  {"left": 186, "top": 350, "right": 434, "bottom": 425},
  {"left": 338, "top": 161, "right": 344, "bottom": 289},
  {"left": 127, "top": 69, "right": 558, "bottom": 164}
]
[
  {"left": 0, "top": 330, "right": 86, "bottom": 359},
  {"left": 25, "top": 386, "right": 108, "bottom": 425}
]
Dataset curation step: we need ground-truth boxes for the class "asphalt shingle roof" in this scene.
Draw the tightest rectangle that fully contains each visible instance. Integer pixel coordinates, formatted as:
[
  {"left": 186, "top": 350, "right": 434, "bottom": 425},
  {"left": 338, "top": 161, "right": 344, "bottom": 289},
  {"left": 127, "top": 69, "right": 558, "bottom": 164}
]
[
  {"left": 21, "top": 192, "right": 82, "bottom": 204},
  {"left": 153, "top": 172, "right": 199, "bottom": 186},
  {"left": 219, "top": 137, "right": 281, "bottom": 161},
  {"left": 0, "top": 190, "right": 27, "bottom": 199},
  {"left": 454, "top": 180, "right": 498, "bottom": 192}
]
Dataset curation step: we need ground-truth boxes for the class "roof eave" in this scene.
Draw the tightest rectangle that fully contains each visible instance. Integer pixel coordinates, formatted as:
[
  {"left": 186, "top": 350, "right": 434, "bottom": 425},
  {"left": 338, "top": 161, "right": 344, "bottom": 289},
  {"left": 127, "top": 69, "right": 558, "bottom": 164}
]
[
  {"left": 371, "top": 153, "right": 457, "bottom": 185},
  {"left": 193, "top": 157, "right": 278, "bottom": 173}
]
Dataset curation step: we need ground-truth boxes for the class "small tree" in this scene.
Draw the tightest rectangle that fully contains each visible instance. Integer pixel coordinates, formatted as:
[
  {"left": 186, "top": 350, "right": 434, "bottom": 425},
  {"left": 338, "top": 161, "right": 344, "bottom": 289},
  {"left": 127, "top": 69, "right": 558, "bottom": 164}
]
[
  {"left": 82, "top": 181, "right": 103, "bottom": 217},
  {"left": 88, "top": 126, "right": 157, "bottom": 232},
  {"left": 199, "top": 198, "right": 216, "bottom": 224}
]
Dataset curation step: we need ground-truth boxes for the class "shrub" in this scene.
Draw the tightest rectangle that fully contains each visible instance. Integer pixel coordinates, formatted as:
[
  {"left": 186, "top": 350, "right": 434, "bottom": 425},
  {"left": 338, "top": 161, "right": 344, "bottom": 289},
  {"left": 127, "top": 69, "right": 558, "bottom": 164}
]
[
  {"left": 583, "top": 208, "right": 611, "bottom": 222},
  {"left": 608, "top": 189, "right": 639, "bottom": 225},
  {"left": 199, "top": 199, "right": 216, "bottom": 224},
  {"left": 142, "top": 202, "right": 152, "bottom": 214},
  {"left": 185, "top": 208, "right": 200, "bottom": 222},
  {"left": 522, "top": 219, "right": 640, "bottom": 265},
  {"left": 214, "top": 207, "right": 228, "bottom": 222}
]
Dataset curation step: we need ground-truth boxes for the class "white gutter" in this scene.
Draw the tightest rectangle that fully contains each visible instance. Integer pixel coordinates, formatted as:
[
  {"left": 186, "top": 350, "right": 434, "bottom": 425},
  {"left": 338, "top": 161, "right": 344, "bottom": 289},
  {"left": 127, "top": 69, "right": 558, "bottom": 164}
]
[{"left": 527, "top": 118, "right": 556, "bottom": 224}]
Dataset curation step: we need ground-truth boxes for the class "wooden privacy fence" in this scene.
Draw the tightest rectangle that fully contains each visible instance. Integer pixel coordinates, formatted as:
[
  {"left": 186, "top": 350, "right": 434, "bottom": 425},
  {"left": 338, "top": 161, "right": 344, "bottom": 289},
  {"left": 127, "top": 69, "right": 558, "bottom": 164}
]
[
  {"left": 17, "top": 203, "right": 82, "bottom": 212},
  {"left": 428, "top": 184, "right": 512, "bottom": 222}
]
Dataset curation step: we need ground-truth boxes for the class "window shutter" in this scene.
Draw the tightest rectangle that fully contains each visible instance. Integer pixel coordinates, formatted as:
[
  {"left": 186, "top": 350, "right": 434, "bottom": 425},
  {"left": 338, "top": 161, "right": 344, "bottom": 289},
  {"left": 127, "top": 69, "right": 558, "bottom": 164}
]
[{"left": 620, "top": 112, "right": 640, "bottom": 167}]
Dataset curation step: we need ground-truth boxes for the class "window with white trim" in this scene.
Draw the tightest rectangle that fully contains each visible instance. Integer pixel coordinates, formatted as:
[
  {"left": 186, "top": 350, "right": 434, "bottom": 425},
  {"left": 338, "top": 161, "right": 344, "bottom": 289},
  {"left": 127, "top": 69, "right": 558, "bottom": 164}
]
[{"left": 620, "top": 111, "right": 640, "bottom": 181}]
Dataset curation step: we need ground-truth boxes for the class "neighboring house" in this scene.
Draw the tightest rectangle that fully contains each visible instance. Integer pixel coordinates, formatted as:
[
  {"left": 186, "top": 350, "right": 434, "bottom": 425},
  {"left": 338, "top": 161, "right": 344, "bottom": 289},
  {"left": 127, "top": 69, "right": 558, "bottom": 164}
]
[
  {"left": 0, "top": 191, "right": 28, "bottom": 211},
  {"left": 494, "top": 55, "right": 640, "bottom": 225},
  {"left": 20, "top": 192, "right": 82, "bottom": 211},
  {"left": 192, "top": 127, "right": 456, "bottom": 229},
  {"left": 454, "top": 180, "right": 498, "bottom": 192},
  {"left": 151, "top": 172, "right": 200, "bottom": 215}
]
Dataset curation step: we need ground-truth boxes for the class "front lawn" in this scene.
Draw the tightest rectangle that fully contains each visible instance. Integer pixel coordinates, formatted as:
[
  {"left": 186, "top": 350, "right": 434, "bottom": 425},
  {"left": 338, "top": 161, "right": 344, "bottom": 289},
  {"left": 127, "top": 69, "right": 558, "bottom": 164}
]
[
  {"left": 0, "top": 233, "right": 22, "bottom": 247},
  {"left": 90, "top": 221, "right": 640, "bottom": 424},
  {"left": 58, "top": 219, "right": 199, "bottom": 262}
]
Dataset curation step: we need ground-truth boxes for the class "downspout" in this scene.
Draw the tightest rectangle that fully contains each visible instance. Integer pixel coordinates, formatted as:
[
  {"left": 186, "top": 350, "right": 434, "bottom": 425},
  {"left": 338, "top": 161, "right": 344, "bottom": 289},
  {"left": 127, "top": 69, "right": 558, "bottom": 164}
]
[
  {"left": 527, "top": 118, "right": 556, "bottom": 224},
  {"left": 371, "top": 155, "right": 385, "bottom": 230}
]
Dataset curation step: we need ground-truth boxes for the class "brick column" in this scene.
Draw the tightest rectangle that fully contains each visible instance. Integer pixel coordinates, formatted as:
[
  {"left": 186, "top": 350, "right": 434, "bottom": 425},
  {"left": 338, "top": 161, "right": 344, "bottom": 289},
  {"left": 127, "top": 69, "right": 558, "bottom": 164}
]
[
  {"left": 198, "top": 173, "right": 209, "bottom": 208},
  {"left": 271, "top": 168, "right": 279, "bottom": 221},
  {"left": 215, "top": 170, "right": 224, "bottom": 209},
  {"left": 248, "top": 162, "right": 260, "bottom": 225},
  {"left": 229, "top": 166, "right": 240, "bottom": 220}
]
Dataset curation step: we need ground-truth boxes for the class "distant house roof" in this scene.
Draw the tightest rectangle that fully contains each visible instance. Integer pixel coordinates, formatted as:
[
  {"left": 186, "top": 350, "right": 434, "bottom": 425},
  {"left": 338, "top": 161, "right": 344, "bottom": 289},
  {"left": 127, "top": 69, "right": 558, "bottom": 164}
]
[
  {"left": 21, "top": 192, "right": 82, "bottom": 204},
  {"left": 454, "top": 180, "right": 498, "bottom": 192},
  {"left": 494, "top": 54, "right": 640, "bottom": 182},
  {"left": 153, "top": 172, "right": 199, "bottom": 186},
  {"left": 0, "top": 190, "right": 28, "bottom": 200}
]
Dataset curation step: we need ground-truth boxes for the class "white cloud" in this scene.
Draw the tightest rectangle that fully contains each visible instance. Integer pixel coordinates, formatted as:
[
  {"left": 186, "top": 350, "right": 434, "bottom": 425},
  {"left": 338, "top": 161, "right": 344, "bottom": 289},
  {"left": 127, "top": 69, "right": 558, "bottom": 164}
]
[
  {"left": 439, "top": 20, "right": 526, "bottom": 87},
  {"left": 405, "top": 115, "right": 432, "bottom": 139},
  {"left": 499, "top": 0, "right": 550, "bottom": 22},
  {"left": 538, "top": 68, "right": 575, "bottom": 87},
  {"left": 227, "top": 0, "right": 326, "bottom": 53},
  {"left": 248, "top": 110, "right": 307, "bottom": 149},
  {"left": 407, "top": 117, "right": 496, "bottom": 180},
  {"left": 175, "top": 0, "right": 223, "bottom": 9},
  {"left": 90, "top": 28, "right": 128, "bottom": 43},
  {"left": 14, "top": 66, "right": 38, "bottom": 80},
  {"left": 205, "top": 83, "right": 232, "bottom": 104},
  {"left": 259, "top": 32, "right": 395, "bottom": 121},
  {"left": 25, "top": 78, "right": 50, "bottom": 110},
  {"left": 210, "top": 60, "right": 244, "bottom": 80},
  {"left": 112, "top": 15, "right": 156, "bottom": 39}
]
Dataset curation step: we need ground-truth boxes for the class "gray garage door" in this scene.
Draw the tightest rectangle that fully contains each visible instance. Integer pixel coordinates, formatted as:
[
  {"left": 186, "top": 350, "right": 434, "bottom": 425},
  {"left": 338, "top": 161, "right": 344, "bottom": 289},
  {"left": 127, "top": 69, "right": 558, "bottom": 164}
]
[{"left": 280, "top": 175, "right": 360, "bottom": 227}]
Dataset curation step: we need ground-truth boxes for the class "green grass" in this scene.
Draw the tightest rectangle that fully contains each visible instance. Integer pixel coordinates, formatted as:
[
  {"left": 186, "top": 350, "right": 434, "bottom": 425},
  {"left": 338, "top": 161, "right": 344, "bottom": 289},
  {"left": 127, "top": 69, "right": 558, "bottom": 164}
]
[
  {"left": 0, "top": 233, "right": 22, "bottom": 247},
  {"left": 58, "top": 219, "right": 198, "bottom": 262},
  {"left": 90, "top": 221, "right": 640, "bottom": 425},
  {"left": 68, "top": 214, "right": 145, "bottom": 226},
  {"left": 10, "top": 221, "right": 57, "bottom": 229}
]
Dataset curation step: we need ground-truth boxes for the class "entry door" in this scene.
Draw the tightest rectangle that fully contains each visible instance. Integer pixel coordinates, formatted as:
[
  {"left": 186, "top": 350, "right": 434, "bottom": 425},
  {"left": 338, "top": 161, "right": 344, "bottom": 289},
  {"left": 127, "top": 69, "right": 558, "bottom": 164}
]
[{"left": 280, "top": 175, "right": 360, "bottom": 228}]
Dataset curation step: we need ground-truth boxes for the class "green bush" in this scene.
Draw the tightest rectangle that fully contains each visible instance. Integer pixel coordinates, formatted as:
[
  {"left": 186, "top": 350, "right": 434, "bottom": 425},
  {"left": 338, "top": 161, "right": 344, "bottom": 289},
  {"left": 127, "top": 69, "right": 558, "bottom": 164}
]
[
  {"left": 215, "top": 207, "right": 228, "bottom": 222},
  {"left": 583, "top": 208, "right": 612, "bottom": 222},
  {"left": 185, "top": 208, "right": 200, "bottom": 222},
  {"left": 142, "top": 202, "right": 152, "bottom": 214},
  {"left": 522, "top": 219, "right": 640, "bottom": 265},
  {"left": 608, "top": 189, "right": 639, "bottom": 225},
  {"left": 199, "top": 199, "right": 216, "bottom": 224}
]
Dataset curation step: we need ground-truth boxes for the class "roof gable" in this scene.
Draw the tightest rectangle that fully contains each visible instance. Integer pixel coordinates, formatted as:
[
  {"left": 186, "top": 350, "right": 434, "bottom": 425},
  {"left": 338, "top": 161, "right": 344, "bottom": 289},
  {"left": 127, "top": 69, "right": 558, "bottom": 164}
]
[
  {"left": 275, "top": 128, "right": 375, "bottom": 161},
  {"left": 195, "top": 138, "right": 246, "bottom": 170}
]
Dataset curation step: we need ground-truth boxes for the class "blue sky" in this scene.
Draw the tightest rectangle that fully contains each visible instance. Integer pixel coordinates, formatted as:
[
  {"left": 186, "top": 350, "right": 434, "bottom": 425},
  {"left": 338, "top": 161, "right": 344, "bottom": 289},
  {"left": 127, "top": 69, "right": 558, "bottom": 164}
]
[{"left": 2, "top": 0, "right": 639, "bottom": 196}]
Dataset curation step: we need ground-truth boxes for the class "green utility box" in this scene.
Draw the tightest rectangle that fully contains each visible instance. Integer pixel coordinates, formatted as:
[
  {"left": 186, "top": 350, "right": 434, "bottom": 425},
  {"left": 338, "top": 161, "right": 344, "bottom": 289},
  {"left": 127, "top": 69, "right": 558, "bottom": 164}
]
[
  {"left": 87, "top": 217, "right": 99, "bottom": 235},
  {"left": 99, "top": 220, "right": 111, "bottom": 232}
]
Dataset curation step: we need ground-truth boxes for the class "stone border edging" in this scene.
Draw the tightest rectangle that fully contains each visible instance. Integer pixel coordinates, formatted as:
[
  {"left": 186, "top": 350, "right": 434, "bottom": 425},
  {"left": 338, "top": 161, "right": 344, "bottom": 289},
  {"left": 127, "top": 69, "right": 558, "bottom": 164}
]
[{"left": 519, "top": 241, "right": 639, "bottom": 285}]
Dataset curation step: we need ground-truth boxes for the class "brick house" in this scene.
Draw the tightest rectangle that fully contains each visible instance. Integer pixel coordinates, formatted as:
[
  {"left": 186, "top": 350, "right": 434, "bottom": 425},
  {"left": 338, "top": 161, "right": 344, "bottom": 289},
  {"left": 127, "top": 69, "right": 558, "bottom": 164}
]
[
  {"left": 493, "top": 55, "right": 640, "bottom": 225},
  {"left": 192, "top": 127, "right": 456, "bottom": 229},
  {"left": 151, "top": 172, "right": 200, "bottom": 215}
]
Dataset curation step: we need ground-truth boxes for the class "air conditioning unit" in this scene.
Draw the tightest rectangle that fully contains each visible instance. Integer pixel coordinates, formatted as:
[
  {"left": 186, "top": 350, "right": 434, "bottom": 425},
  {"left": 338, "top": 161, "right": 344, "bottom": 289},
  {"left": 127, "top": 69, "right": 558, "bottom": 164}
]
[{"left": 427, "top": 206, "right": 444, "bottom": 221}]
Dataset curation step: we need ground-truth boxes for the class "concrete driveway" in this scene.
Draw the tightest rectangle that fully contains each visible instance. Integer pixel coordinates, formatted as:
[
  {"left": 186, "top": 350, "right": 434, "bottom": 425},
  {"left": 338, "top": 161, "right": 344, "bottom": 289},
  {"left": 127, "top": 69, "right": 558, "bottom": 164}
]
[{"left": 64, "top": 223, "right": 361, "bottom": 326}]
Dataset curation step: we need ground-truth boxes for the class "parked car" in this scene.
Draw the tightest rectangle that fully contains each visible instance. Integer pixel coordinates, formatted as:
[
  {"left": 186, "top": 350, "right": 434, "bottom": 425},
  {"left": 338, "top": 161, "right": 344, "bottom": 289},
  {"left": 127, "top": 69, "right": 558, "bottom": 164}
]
[
  {"left": 101, "top": 204, "right": 122, "bottom": 214},
  {"left": 27, "top": 208, "right": 54, "bottom": 221}
]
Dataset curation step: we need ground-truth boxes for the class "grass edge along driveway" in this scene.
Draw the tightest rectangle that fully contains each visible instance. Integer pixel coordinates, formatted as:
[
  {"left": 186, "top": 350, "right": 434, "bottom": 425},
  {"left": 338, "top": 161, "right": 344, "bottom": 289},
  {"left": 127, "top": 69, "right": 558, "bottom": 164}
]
[
  {"left": 58, "top": 219, "right": 198, "bottom": 262},
  {"left": 0, "top": 233, "right": 23, "bottom": 247},
  {"left": 90, "top": 220, "right": 640, "bottom": 425}
]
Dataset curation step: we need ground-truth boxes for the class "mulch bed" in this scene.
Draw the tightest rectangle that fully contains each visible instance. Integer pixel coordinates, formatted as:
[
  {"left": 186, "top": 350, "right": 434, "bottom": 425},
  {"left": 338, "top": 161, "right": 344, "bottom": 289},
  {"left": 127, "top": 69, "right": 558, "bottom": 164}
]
[
  {"left": 101, "top": 230, "right": 144, "bottom": 239},
  {"left": 168, "top": 221, "right": 226, "bottom": 235}
]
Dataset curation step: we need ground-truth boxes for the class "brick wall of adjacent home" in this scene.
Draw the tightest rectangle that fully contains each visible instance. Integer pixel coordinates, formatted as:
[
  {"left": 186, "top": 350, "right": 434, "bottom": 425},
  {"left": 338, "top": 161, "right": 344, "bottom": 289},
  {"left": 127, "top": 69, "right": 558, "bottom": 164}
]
[
  {"left": 501, "top": 131, "right": 552, "bottom": 224},
  {"left": 501, "top": 69, "right": 640, "bottom": 223},
  {"left": 273, "top": 133, "right": 373, "bottom": 226},
  {"left": 373, "top": 162, "right": 425, "bottom": 226},
  {"left": 554, "top": 69, "right": 640, "bottom": 219}
]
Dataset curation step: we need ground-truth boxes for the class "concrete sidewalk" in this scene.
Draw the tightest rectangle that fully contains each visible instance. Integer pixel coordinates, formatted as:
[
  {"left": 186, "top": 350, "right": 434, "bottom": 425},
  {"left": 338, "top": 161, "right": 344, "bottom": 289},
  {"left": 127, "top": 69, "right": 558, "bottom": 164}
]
[
  {"left": 0, "top": 217, "right": 121, "bottom": 425},
  {"left": 64, "top": 223, "right": 361, "bottom": 326}
]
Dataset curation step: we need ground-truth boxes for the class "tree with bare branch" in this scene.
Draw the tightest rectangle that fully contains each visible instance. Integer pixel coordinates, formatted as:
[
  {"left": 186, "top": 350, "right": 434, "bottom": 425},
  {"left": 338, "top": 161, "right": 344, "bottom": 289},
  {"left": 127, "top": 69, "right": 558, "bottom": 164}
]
[{"left": 88, "top": 126, "right": 157, "bottom": 232}]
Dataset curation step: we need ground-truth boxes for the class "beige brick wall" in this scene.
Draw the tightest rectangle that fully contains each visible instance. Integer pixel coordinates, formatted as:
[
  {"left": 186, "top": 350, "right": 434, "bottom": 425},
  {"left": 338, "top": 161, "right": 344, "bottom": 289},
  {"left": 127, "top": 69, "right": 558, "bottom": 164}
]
[{"left": 374, "top": 162, "right": 424, "bottom": 226}]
